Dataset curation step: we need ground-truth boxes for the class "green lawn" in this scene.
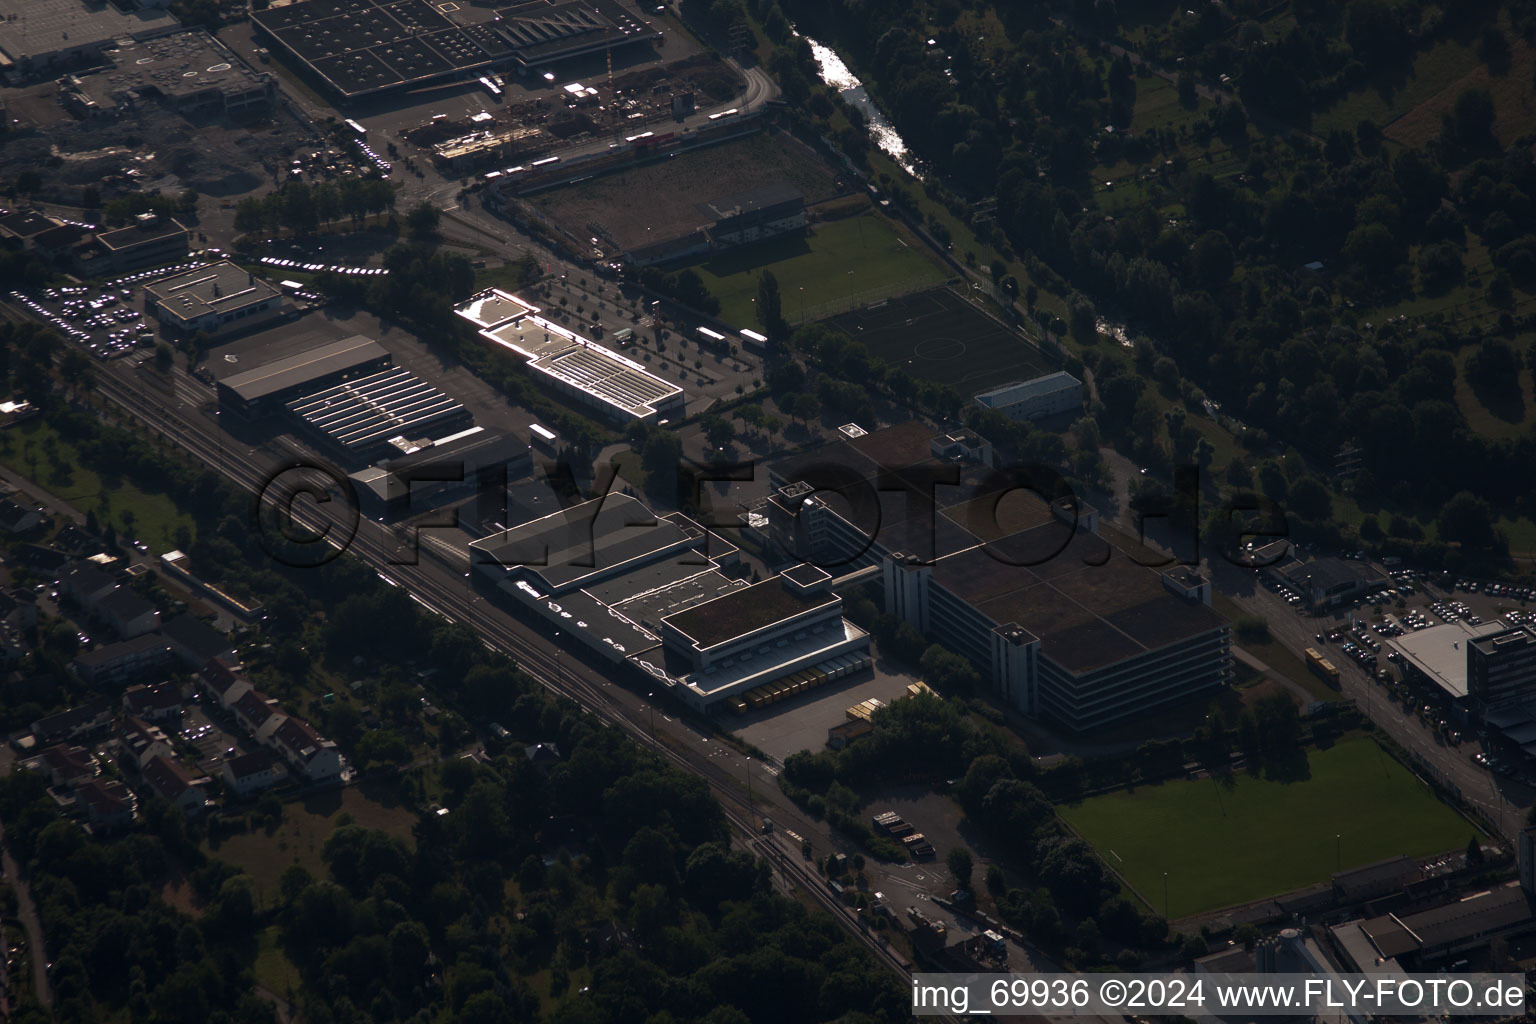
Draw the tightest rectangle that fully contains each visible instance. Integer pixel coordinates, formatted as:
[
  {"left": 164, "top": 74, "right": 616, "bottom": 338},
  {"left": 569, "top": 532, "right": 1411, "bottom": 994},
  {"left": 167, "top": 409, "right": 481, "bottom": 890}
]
[
  {"left": 1059, "top": 737, "right": 1477, "bottom": 918},
  {"left": 0, "top": 419, "right": 194, "bottom": 550},
  {"left": 253, "top": 926, "right": 302, "bottom": 996},
  {"left": 205, "top": 786, "right": 417, "bottom": 903},
  {"left": 681, "top": 211, "right": 949, "bottom": 327}
]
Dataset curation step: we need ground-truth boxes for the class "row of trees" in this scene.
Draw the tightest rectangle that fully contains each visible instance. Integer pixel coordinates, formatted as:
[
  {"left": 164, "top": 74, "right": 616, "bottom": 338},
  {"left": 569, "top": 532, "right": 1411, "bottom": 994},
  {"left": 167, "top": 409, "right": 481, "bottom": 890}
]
[{"left": 233, "top": 177, "right": 396, "bottom": 235}]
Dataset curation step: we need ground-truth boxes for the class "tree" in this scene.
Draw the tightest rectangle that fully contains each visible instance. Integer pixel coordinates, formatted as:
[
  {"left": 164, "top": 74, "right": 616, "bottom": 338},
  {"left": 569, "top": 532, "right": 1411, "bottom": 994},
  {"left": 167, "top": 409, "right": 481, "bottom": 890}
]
[
  {"left": 15, "top": 170, "right": 40, "bottom": 195},
  {"left": 1437, "top": 491, "right": 1497, "bottom": 551},
  {"left": 947, "top": 847, "right": 974, "bottom": 891},
  {"left": 756, "top": 270, "right": 786, "bottom": 338},
  {"left": 406, "top": 201, "right": 440, "bottom": 239}
]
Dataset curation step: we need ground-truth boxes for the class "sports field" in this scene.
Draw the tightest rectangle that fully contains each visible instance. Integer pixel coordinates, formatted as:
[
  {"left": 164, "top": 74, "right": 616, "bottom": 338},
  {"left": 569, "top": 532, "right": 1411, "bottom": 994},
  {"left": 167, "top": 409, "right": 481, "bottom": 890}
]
[
  {"left": 1058, "top": 737, "right": 1477, "bottom": 919},
  {"left": 683, "top": 211, "right": 948, "bottom": 327},
  {"left": 823, "top": 286, "right": 1054, "bottom": 395}
]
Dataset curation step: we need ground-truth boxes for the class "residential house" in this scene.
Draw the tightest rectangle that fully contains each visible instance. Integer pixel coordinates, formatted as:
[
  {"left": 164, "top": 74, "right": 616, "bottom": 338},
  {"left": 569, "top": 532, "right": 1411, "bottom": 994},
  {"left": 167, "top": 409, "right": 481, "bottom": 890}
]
[
  {"left": 72, "top": 633, "right": 173, "bottom": 687},
  {"left": 96, "top": 588, "right": 160, "bottom": 638},
  {"left": 222, "top": 749, "right": 287, "bottom": 797},
  {"left": 198, "top": 658, "right": 251, "bottom": 709},
  {"left": 270, "top": 717, "right": 341, "bottom": 782},
  {"left": 74, "top": 778, "right": 136, "bottom": 832},
  {"left": 34, "top": 744, "right": 98, "bottom": 787},
  {"left": 161, "top": 613, "right": 235, "bottom": 669},
  {"left": 0, "top": 499, "right": 41, "bottom": 534},
  {"left": 120, "top": 717, "right": 175, "bottom": 770},
  {"left": 231, "top": 688, "right": 286, "bottom": 746},
  {"left": 0, "top": 588, "right": 39, "bottom": 631},
  {"left": 31, "top": 698, "right": 115, "bottom": 745},
  {"left": 63, "top": 563, "right": 118, "bottom": 608},
  {"left": 122, "top": 682, "right": 183, "bottom": 722},
  {"left": 524, "top": 742, "right": 561, "bottom": 768},
  {"left": 141, "top": 755, "right": 210, "bottom": 816}
]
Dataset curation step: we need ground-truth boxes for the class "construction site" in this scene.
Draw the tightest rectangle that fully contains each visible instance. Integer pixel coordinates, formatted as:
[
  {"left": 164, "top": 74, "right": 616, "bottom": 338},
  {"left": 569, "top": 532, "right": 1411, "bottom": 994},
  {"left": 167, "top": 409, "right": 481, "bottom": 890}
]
[{"left": 396, "top": 51, "right": 743, "bottom": 173}]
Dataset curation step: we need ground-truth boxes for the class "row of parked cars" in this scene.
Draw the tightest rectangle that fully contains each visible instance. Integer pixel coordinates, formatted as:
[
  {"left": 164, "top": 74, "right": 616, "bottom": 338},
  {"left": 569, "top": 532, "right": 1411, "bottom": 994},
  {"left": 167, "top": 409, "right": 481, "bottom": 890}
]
[{"left": 258, "top": 256, "right": 388, "bottom": 276}]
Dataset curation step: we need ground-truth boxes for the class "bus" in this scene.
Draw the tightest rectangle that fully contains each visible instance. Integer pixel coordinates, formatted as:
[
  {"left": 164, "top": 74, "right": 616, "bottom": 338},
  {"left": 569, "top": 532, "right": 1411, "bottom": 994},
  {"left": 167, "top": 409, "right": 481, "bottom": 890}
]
[
  {"left": 1305, "top": 647, "right": 1340, "bottom": 687},
  {"left": 529, "top": 423, "right": 557, "bottom": 453},
  {"left": 344, "top": 118, "right": 367, "bottom": 137},
  {"left": 479, "top": 76, "right": 502, "bottom": 98},
  {"left": 697, "top": 326, "right": 727, "bottom": 348}
]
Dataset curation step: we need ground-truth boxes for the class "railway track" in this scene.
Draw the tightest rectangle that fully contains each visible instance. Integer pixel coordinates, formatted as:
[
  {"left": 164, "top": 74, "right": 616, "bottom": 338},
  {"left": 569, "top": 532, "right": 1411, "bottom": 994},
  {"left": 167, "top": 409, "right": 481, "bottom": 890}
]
[{"left": 71, "top": 339, "right": 932, "bottom": 1002}]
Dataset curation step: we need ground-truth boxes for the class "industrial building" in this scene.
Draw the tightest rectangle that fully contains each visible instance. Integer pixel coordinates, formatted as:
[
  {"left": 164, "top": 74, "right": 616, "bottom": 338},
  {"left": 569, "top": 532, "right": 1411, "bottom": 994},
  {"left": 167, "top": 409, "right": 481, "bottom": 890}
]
[
  {"left": 468, "top": 493, "right": 871, "bottom": 711},
  {"left": 144, "top": 260, "right": 283, "bottom": 337},
  {"left": 456, "top": 288, "right": 683, "bottom": 425},
  {"left": 286, "top": 364, "right": 471, "bottom": 459},
  {"left": 765, "top": 421, "right": 1232, "bottom": 732},
  {"left": 349, "top": 426, "right": 534, "bottom": 518},
  {"left": 62, "top": 31, "right": 275, "bottom": 118},
  {"left": 217, "top": 334, "right": 391, "bottom": 418},
  {"left": 0, "top": 0, "right": 180, "bottom": 83},
  {"left": 251, "top": 0, "right": 659, "bottom": 101},
  {"left": 973, "top": 371, "right": 1084, "bottom": 422}
]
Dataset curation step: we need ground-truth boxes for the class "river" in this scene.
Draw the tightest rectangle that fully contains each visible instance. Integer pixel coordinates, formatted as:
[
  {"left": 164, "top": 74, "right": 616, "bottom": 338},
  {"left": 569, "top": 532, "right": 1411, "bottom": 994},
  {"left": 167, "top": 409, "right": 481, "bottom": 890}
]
[{"left": 800, "top": 35, "right": 921, "bottom": 178}]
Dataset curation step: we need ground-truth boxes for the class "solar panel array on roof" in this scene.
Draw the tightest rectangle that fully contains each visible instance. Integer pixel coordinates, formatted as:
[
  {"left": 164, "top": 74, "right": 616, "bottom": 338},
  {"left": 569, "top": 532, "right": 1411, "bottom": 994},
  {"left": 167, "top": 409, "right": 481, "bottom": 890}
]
[
  {"left": 547, "top": 346, "right": 677, "bottom": 413},
  {"left": 288, "top": 366, "right": 469, "bottom": 452}
]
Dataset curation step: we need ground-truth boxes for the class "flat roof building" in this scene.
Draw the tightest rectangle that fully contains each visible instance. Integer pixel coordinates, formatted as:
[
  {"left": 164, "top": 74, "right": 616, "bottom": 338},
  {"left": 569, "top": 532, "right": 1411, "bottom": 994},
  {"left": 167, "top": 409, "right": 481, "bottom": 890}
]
[
  {"left": 76, "top": 215, "right": 189, "bottom": 277},
  {"left": 1468, "top": 626, "right": 1536, "bottom": 710},
  {"left": 456, "top": 289, "right": 683, "bottom": 425},
  {"left": 68, "top": 31, "right": 275, "bottom": 117},
  {"left": 0, "top": 0, "right": 180, "bottom": 82},
  {"left": 349, "top": 426, "right": 533, "bottom": 518},
  {"left": 1386, "top": 619, "right": 1508, "bottom": 703},
  {"left": 974, "top": 371, "right": 1084, "bottom": 422},
  {"left": 286, "top": 365, "right": 471, "bottom": 460},
  {"left": 767, "top": 421, "right": 1232, "bottom": 732},
  {"left": 469, "top": 491, "right": 867, "bottom": 710},
  {"left": 252, "top": 0, "right": 658, "bottom": 100},
  {"left": 144, "top": 260, "right": 283, "bottom": 337},
  {"left": 217, "top": 334, "right": 391, "bottom": 417},
  {"left": 1269, "top": 554, "right": 1388, "bottom": 611}
]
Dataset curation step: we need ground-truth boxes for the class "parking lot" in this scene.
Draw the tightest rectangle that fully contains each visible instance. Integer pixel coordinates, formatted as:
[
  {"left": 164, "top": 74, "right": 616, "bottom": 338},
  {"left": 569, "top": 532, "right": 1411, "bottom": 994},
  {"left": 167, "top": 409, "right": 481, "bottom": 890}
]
[
  {"left": 177, "top": 704, "right": 247, "bottom": 774},
  {"left": 732, "top": 662, "right": 921, "bottom": 762},
  {"left": 6, "top": 257, "right": 230, "bottom": 361}
]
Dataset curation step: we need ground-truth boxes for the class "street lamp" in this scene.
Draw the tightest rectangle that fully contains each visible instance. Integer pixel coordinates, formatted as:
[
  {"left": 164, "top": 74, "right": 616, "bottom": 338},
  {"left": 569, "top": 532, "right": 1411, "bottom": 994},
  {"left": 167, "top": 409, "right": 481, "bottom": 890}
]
[
  {"left": 647, "top": 691, "right": 655, "bottom": 736},
  {"left": 745, "top": 755, "right": 753, "bottom": 809},
  {"left": 1335, "top": 833, "right": 1341, "bottom": 870},
  {"left": 1163, "top": 872, "right": 1169, "bottom": 919}
]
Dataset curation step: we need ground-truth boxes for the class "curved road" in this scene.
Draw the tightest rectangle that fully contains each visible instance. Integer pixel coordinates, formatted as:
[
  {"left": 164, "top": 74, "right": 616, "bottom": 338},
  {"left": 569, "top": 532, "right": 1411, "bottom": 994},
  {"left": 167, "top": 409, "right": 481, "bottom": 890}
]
[{"left": 0, "top": 819, "right": 52, "bottom": 1010}]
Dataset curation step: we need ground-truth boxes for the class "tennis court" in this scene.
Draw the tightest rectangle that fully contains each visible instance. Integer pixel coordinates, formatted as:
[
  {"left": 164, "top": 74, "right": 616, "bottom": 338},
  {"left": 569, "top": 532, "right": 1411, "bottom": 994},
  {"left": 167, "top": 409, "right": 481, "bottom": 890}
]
[{"left": 824, "top": 287, "right": 1055, "bottom": 394}]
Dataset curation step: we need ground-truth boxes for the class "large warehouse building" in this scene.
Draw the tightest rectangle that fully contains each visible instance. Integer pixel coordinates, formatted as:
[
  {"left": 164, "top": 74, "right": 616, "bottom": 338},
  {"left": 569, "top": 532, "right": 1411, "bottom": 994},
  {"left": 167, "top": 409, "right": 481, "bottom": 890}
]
[
  {"left": 456, "top": 288, "right": 683, "bottom": 425},
  {"left": 0, "top": 0, "right": 180, "bottom": 82},
  {"left": 765, "top": 421, "right": 1232, "bottom": 732},
  {"left": 251, "top": 0, "right": 660, "bottom": 100},
  {"left": 469, "top": 493, "right": 871, "bottom": 710},
  {"left": 217, "top": 334, "right": 391, "bottom": 418}
]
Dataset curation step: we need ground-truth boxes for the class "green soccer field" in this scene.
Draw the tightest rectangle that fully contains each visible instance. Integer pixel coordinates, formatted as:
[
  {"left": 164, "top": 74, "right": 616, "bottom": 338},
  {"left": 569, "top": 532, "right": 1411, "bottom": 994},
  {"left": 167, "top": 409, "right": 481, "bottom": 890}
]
[
  {"left": 682, "top": 212, "right": 949, "bottom": 328},
  {"left": 1058, "top": 737, "right": 1479, "bottom": 918}
]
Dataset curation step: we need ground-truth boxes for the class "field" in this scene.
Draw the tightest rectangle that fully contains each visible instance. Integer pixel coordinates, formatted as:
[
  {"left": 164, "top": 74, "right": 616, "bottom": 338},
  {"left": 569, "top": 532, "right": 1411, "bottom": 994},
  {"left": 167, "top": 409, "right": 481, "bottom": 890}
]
[
  {"left": 1058, "top": 737, "right": 1476, "bottom": 918},
  {"left": 204, "top": 785, "right": 417, "bottom": 903},
  {"left": 820, "top": 286, "right": 1053, "bottom": 395},
  {"left": 528, "top": 131, "right": 841, "bottom": 252},
  {"left": 0, "top": 418, "right": 194, "bottom": 550},
  {"left": 682, "top": 210, "right": 949, "bottom": 327}
]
